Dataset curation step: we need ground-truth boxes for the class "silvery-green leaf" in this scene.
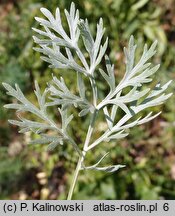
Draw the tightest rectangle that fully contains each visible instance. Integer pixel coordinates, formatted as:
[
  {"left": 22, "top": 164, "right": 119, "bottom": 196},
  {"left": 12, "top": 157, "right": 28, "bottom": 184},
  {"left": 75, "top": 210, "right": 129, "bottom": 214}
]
[
  {"left": 3, "top": 83, "right": 42, "bottom": 117},
  {"left": 65, "top": 48, "right": 74, "bottom": 61},
  {"left": 82, "top": 152, "right": 125, "bottom": 172},
  {"left": 33, "top": 36, "right": 71, "bottom": 48},
  {"left": 8, "top": 120, "right": 24, "bottom": 127},
  {"left": 100, "top": 164, "right": 126, "bottom": 173},
  {"left": 49, "top": 85, "right": 64, "bottom": 97},
  {"left": 48, "top": 75, "right": 90, "bottom": 113},
  {"left": 34, "top": 81, "right": 48, "bottom": 112},
  {"left": 103, "top": 107, "right": 113, "bottom": 130},
  {"left": 99, "top": 69, "right": 112, "bottom": 90},
  {"left": 64, "top": 114, "right": 73, "bottom": 128},
  {"left": 40, "top": 56, "right": 53, "bottom": 64},
  {"left": 110, "top": 105, "right": 118, "bottom": 123},
  {"left": 105, "top": 56, "right": 115, "bottom": 90},
  {"left": 118, "top": 117, "right": 141, "bottom": 130},
  {"left": 125, "top": 39, "right": 157, "bottom": 80},
  {"left": 58, "top": 107, "right": 73, "bottom": 131},
  {"left": 93, "top": 18, "right": 105, "bottom": 60},
  {"left": 138, "top": 112, "right": 161, "bottom": 125},
  {"left": 33, "top": 4, "right": 90, "bottom": 74},
  {"left": 35, "top": 126, "right": 57, "bottom": 134},
  {"left": 146, "top": 80, "right": 172, "bottom": 99},
  {"left": 32, "top": 28, "right": 50, "bottom": 37},
  {"left": 106, "top": 100, "right": 131, "bottom": 115},
  {"left": 47, "top": 140, "right": 63, "bottom": 151},
  {"left": 144, "top": 92, "right": 172, "bottom": 107},
  {"left": 38, "top": 7, "right": 70, "bottom": 41},
  {"left": 131, "top": 92, "right": 172, "bottom": 113},
  {"left": 78, "top": 19, "right": 94, "bottom": 54},
  {"left": 137, "top": 64, "right": 160, "bottom": 79},
  {"left": 29, "top": 135, "right": 64, "bottom": 151},
  {"left": 4, "top": 104, "right": 24, "bottom": 110},
  {"left": 84, "top": 164, "right": 125, "bottom": 172},
  {"left": 81, "top": 152, "right": 110, "bottom": 171},
  {"left": 55, "top": 7, "right": 61, "bottom": 24},
  {"left": 124, "top": 35, "right": 137, "bottom": 76},
  {"left": 129, "top": 77, "right": 152, "bottom": 85},
  {"left": 35, "top": 17, "right": 52, "bottom": 28},
  {"left": 64, "top": 2, "right": 79, "bottom": 42},
  {"left": 19, "top": 128, "right": 31, "bottom": 133},
  {"left": 78, "top": 108, "right": 89, "bottom": 117},
  {"left": 40, "top": 8, "right": 55, "bottom": 23},
  {"left": 2, "top": 82, "right": 67, "bottom": 149},
  {"left": 95, "top": 37, "right": 108, "bottom": 67},
  {"left": 105, "top": 130, "right": 129, "bottom": 142},
  {"left": 120, "top": 88, "right": 150, "bottom": 103}
]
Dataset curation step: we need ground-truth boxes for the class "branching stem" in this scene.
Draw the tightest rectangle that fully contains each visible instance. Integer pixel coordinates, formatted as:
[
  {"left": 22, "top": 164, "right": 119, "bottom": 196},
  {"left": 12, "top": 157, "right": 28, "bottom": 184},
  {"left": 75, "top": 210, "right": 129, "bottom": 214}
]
[
  {"left": 67, "top": 110, "right": 97, "bottom": 200},
  {"left": 67, "top": 154, "right": 85, "bottom": 200}
]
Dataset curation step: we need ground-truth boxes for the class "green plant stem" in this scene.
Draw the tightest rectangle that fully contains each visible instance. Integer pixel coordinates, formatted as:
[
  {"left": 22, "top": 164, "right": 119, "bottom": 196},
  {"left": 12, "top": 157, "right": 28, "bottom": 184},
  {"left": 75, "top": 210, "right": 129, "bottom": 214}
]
[
  {"left": 67, "top": 154, "right": 85, "bottom": 200},
  {"left": 89, "top": 77, "right": 98, "bottom": 107},
  {"left": 67, "top": 110, "right": 97, "bottom": 200}
]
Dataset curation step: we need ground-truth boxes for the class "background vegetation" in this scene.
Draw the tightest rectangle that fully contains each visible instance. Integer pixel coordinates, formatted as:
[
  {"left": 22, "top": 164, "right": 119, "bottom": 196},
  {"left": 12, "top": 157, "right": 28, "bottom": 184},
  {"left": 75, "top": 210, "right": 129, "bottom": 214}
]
[{"left": 0, "top": 0, "right": 175, "bottom": 199}]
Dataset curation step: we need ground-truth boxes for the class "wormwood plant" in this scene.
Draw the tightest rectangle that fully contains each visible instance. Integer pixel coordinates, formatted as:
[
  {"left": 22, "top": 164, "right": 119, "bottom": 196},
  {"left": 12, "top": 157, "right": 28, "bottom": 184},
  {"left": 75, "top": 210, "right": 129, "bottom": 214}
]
[{"left": 3, "top": 3, "right": 172, "bottom": 200}]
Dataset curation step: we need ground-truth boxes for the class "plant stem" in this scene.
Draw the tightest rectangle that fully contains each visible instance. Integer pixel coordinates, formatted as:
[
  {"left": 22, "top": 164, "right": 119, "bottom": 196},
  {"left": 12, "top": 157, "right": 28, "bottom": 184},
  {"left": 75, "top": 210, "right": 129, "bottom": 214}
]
[
  {"left": 67, "top": 110, "right": 97, "bottom": 200},
  {"left": 67, "top": 154, "right": 85, "bottom": 200},
  {"left": 89, "top": 77, "right": 98, "bottom": 107}
]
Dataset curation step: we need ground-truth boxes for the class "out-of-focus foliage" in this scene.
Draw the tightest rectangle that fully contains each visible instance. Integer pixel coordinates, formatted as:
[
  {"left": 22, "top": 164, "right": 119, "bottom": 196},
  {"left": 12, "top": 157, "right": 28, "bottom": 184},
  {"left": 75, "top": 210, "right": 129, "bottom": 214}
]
[{"left": 0, "top": 0, "right": 175, "bottom": 199}]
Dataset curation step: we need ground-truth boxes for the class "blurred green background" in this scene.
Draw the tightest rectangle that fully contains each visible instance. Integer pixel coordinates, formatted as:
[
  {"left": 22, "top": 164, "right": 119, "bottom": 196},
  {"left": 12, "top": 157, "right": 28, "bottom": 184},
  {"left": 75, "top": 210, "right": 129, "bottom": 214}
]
[{"left": 0, "top": 0, "right": 175, "bottom": 200}]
